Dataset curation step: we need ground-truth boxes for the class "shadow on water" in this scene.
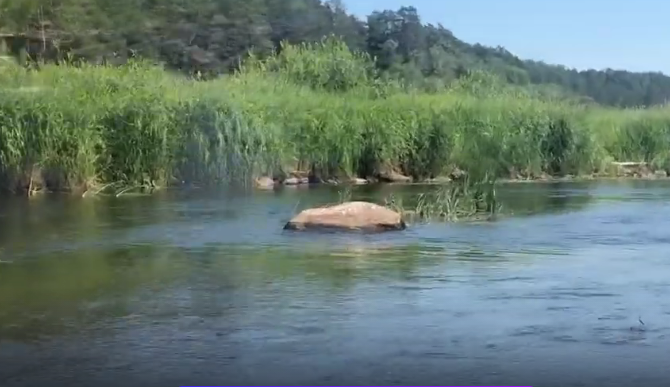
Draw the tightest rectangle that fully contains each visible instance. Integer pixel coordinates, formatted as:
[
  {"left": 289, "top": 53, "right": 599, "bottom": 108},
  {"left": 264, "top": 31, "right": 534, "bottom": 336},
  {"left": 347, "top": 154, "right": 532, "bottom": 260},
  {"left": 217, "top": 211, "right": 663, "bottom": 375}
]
[
  {"left": 268, "top": 180, "right": 602, "bottom": 219},
  {"left": 0, "top": 245, "right": 185, "bottom": 342},
  {"left": 2, "top": 180, "right": 670, "bottom": 386},
  {"left": 2, "top": 179, "right": 664, "bottom": 257},
  {"left": 0, "top": 239, "right": 516, "bottom": 342}
]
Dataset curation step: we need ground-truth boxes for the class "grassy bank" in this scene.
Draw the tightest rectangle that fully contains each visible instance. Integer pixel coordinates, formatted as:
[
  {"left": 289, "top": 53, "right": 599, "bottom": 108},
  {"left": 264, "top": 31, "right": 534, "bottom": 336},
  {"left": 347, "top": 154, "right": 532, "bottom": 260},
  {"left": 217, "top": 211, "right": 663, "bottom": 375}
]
[{"left": 1, "top": 38, "right": 669, "bottom": 195}]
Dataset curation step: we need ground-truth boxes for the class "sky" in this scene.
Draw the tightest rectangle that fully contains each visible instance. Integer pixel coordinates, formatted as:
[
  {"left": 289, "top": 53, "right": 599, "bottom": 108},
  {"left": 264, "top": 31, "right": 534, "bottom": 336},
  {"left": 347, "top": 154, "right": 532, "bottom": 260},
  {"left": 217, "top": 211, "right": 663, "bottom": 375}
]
[{"left": 346, "top": 0, "right": 669, "bottom": 74}]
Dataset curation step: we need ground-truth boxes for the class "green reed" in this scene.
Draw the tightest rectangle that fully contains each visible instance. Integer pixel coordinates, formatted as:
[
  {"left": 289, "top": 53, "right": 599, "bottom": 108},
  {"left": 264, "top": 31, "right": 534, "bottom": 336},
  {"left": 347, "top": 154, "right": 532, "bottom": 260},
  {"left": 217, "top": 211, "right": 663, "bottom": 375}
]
[
  {"left": 384, "top": 175, "right": 501, "bottom": 222},
  {"left": 0, "top": 37, "right": 669, "bottom": 197}
]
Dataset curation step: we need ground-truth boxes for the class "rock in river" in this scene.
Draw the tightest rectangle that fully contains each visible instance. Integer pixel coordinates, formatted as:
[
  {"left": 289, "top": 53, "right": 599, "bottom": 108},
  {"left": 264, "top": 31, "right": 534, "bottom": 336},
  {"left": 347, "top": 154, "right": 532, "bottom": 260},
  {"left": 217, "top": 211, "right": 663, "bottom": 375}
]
[
  {"left": 284, "top": 201, "right": 406, "bottom": 232},
  {"left": 254, "top": 176, "right": 277, "bottom": 190},
  {"left": 378, "top": 170, "right": 412, "bottom": 183}
]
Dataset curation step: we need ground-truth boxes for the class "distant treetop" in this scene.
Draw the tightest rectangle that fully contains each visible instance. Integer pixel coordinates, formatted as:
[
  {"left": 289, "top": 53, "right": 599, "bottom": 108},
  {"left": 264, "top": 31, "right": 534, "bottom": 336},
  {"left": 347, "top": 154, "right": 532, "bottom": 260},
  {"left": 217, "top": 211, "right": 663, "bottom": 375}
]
[{"left": 0, "top": 0, "right": 667, "bottom": 107}]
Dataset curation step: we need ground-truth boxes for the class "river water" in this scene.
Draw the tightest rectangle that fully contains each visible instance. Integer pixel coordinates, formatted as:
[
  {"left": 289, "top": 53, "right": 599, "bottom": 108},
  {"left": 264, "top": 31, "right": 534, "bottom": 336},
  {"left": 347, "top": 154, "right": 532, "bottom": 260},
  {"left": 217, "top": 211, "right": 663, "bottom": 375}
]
[{"left": 1, "top": 180, "right": 669, "bottom": 387}]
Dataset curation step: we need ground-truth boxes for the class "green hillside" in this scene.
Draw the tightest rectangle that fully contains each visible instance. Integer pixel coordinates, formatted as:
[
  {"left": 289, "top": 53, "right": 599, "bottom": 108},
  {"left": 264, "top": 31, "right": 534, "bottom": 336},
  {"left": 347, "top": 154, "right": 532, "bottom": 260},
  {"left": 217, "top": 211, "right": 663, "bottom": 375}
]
[{"left": 1, "top": 0, "right": 668, "bottom": 107}]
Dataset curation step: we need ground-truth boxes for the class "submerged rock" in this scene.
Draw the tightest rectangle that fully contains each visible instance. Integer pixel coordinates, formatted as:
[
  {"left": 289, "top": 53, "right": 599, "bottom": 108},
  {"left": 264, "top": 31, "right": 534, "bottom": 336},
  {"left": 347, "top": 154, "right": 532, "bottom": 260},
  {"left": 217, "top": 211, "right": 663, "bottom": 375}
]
[{"left": 284, "top": 201, "right": 406, "bottom": 232}]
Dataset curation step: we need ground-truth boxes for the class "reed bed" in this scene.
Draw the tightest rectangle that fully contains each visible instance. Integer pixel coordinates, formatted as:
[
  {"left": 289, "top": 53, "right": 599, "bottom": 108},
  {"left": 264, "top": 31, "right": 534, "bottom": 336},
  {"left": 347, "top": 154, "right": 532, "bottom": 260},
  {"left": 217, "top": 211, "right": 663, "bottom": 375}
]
[{"left": 1, "top": 37, "right": 670, "bottom": 196}]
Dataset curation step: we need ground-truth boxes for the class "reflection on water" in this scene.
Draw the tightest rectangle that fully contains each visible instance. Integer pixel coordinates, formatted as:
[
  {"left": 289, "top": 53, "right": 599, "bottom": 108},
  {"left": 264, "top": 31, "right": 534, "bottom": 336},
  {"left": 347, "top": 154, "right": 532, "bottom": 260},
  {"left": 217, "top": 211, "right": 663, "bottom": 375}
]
[{"left": 2, "top": 180, "right": 670, "bottom": 386}]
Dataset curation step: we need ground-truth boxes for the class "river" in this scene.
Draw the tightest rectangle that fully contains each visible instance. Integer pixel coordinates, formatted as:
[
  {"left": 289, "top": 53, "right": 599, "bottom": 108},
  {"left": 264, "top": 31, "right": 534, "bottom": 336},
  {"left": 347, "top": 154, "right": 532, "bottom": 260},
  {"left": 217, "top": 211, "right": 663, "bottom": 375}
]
[{"left": 1, "top": 180, "right": 669, "bottom": 387}]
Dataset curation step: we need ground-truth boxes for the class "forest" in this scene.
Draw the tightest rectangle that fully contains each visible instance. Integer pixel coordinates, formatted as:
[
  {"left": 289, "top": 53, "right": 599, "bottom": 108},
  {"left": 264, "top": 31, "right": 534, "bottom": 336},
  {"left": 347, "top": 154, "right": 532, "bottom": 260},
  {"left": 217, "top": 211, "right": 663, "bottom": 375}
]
[
  {"left": 1, "top": 0, "right": 669, "bottom": 108},
  {"left": 0, "top": 0, "right": 669, "bottom": 196}
]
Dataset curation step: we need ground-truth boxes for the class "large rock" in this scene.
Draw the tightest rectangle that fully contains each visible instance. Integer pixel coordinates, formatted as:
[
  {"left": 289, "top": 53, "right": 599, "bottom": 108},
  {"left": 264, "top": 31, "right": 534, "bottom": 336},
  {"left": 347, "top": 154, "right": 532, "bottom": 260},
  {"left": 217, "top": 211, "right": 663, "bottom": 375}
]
[
  {"left": 611, "top": 161, "right": 651, "bottom": 177},
  {"left": 254, "top": 176, "right": 276, "bottom": 190},
  {"left": 284, "top": 201, "right": 406, "bottom": 232},
  {"left": 449, "top": 167, "right": 467, "bottom": 181},
  {"left": 284, "top": 176, "right": 310, "bottom": 185},
  {"left": 378, "top": 169, "right": 412, "bottom": 183},
  {"left": 323, "top": 177, "right": 369, "bottom": 185},
  {"left": 350, "top": 177, "right": 369, "bottom": 185}
]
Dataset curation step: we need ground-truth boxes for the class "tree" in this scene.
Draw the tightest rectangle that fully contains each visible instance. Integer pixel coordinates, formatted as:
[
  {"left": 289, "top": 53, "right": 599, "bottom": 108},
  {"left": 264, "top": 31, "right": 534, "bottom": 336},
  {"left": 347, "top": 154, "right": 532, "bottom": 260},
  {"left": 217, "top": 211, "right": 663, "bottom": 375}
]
[{"left": 1, "top": 0, "right": 669, "bottom": 107}]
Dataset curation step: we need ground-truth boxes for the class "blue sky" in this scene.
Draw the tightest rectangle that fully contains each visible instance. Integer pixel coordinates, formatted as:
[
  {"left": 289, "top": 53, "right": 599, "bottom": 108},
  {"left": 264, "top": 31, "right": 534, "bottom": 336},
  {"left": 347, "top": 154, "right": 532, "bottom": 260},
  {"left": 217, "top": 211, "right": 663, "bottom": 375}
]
[{"left": 345, "top": 0, "right": 669, "bottom": 74}]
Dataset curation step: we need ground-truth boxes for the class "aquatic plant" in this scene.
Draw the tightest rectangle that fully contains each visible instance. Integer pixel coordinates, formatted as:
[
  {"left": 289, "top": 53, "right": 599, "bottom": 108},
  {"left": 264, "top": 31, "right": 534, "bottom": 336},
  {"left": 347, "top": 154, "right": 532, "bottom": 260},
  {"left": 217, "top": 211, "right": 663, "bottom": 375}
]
[
  {"left": 337, "top": 186, "right": 353, "bottom": 203},
  {"left": 384, "top": 175, "right": 501, "bottom": 223},
  {"left": 0, "top": 37, "right": 669, "bottom": 196}
]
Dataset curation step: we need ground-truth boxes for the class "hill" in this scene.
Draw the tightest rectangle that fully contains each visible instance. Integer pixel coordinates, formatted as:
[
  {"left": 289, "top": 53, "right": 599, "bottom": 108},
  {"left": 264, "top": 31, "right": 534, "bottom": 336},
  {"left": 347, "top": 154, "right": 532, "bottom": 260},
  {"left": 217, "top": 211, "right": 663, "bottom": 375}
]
[{"left": 1, "top": 0, "right": 669, "bottom": 107}]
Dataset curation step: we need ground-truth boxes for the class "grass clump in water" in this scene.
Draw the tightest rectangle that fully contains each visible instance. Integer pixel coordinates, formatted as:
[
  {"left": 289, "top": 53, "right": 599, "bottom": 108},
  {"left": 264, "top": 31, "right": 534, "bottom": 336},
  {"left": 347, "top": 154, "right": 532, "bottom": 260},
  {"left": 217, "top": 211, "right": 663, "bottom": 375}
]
[{"left": 384, "top": 175, "right": 501, "bottom": 223}]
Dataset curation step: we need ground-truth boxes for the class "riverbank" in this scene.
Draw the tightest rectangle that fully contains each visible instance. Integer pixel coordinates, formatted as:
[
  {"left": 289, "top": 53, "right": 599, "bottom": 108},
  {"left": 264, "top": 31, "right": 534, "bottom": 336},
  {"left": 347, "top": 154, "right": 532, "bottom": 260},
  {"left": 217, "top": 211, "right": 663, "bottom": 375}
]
[{"left": 1, "top": 39, "right": 670, "bottom": 196}]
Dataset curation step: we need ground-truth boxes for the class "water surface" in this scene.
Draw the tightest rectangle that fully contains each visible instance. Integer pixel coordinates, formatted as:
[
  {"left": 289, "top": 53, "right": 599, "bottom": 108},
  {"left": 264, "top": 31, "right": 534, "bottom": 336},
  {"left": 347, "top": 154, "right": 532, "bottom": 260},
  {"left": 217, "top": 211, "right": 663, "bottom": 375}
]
[{"left": 1, "top": 180, "right": 670, "bottom": 386}]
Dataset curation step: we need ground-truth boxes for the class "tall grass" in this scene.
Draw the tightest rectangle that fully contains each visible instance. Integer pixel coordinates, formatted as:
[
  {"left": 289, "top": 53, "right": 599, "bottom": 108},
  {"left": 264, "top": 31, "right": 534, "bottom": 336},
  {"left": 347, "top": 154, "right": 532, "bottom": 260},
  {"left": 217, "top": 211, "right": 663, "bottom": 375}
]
[
  {"left": 1, "top": 36, "right": 669, "bottom": 195},
  {"left": 385, "top": 174, "right": 501, "bottom": 223}
]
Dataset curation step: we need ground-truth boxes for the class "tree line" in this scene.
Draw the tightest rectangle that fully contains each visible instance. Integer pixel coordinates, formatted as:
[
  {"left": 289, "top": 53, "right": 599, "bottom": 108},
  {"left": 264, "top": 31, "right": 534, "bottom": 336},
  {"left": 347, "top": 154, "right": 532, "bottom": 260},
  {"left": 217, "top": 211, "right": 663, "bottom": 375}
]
[{"left": 1, "top": 0, "right": 668, "bottom": 107}]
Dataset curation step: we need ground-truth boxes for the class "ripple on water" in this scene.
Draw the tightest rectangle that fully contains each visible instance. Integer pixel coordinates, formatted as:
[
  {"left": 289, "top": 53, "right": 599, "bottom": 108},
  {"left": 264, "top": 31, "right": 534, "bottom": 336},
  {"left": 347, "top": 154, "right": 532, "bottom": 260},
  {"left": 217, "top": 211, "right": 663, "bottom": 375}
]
[
  {"left": 4, "top": 182, "right": 670, "bottom": 386},
  {"left": 592, "top": 325, "right": 651, "bottom": 346},
  {"left": 486, "top": 290, "right": 620, "bottom": 301}
]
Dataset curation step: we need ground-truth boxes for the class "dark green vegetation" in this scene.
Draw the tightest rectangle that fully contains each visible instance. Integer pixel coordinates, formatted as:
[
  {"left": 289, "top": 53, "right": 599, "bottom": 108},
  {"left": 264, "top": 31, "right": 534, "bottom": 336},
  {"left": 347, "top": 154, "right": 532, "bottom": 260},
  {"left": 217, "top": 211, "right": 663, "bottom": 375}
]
[
  {"left": 2, "top": 0, "right": 670, "bottom": 107},
  {"left": 2, "top": 36, "right": 670, "bottom": 197},
  {"left": 0, "top": 1, "right": 669, "bottom": 201}
]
